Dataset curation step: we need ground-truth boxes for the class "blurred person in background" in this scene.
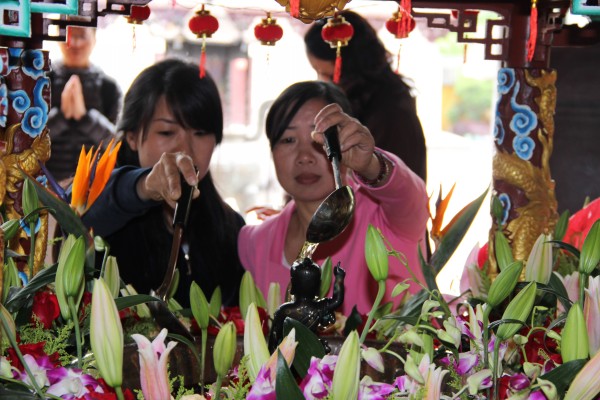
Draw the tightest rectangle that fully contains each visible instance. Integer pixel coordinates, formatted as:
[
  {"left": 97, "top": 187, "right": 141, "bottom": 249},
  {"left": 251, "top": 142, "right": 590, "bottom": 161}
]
[
  {"left": 304, "top": 10, "right": 427, "bottom": 182},
  {"left": 46, "top": 26, "right": 122, "bottom": 183}
]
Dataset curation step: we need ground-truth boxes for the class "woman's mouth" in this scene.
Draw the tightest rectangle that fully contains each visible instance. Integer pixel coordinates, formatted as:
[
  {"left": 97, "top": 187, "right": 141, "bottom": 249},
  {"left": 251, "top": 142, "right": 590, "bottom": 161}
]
[{"left": 295, "top": 173, "right": 320, "bottom": 185}]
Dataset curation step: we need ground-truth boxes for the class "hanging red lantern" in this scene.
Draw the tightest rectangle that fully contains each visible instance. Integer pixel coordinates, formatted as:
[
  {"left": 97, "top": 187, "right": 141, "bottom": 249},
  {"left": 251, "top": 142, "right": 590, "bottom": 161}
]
[
  {"left": 321, "top": 14, "right": 353, "bottom": 84},
  {"left": 188, "top": 5, "right": 219, "bottom": 78},
  {"left": 385, "top": 7, "right": 415, "bottom": 39},
  {"left": 127, "top": 5, "right": 151, "bottom": 25},
  {"left": 254, "top": 12, "right": 284, "bottom": 46}
]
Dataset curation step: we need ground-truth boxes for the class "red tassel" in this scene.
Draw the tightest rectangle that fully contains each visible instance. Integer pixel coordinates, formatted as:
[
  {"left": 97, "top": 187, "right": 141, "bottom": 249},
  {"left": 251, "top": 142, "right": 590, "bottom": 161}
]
[
  {"left": 333, "top": 44, "right": 342, "bottom": 84},
  {"left": 199, "top": 36, "right": 207, "bottom": 78},
  {"left": 400, "top": 0, "right": 412, "bottom": 37},
  {"left": 290, "top": 0, "right": 300, "bottom": 18},
  {"left": 527, "top": 0, "right": 538, "bottom": 62}
]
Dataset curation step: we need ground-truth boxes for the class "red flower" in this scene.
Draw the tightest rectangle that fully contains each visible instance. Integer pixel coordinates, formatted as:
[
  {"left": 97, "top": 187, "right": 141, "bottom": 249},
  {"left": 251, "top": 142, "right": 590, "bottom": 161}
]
[
  {"left": 563, "top": 197, "right": 600, "bottom": 249},
  {"left": 477, "top": 242, "right": 489, "bottom": 270},
  {"left": 197, "top": 306, "right": 269, "bottom": 336},
  {"left": 78, "top": 379, "right": 135, "bottom": 400},
  {"left": 6, "top": 342, "right": 59, "bottom": 370},
  {"left": 31, "top": 290, "right": 60, "bottom": 329}
]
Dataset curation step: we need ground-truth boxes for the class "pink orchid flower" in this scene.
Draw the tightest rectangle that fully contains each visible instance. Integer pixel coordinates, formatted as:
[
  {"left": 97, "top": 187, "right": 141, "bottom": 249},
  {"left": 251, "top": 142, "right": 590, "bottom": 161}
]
[
  {"left": 358, "top": 376, "right": 395, "bottom": 400},
  {"left": 19, "top": 354, "right": 50, "bottom": 389},
  {"left": 299, "top": 355, "right": 337, "bottom": 399},
  {"left": 131, "top": 328, "right": 178, "bottom": 400},
  {"left": 246, "top": 367, "right": 276, "bottom": 400},
  {"left": 46, "top": 367, "right": 101, "bottom": 398}
]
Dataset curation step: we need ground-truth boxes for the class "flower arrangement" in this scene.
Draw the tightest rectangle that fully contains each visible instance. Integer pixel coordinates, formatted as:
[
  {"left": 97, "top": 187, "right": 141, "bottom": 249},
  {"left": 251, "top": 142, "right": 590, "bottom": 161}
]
[{"left": 2, "top": 143, "right": 600, "bottom": 400}]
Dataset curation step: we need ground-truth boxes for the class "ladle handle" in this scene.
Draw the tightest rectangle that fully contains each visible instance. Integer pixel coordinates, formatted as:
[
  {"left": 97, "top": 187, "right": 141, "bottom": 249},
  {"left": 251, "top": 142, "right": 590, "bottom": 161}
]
[
  {"left": 173, "top": 174, "right": 195, "bottom": 228},
  {"left": 324, "top": 126, "right": 343, "bottom": 189}
]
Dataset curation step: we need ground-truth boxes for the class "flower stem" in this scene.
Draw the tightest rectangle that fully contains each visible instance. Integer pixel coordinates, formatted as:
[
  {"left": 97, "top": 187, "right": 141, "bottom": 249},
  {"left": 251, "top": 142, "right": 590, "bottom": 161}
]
[
  {"left": 28, "top": 221, "right": 36, "bottom": 282},
  {"left": 360, "top": 280, "right": 385, "bottom": 344},
  {"left": 214, "top": 375, "right": 223, "bottom": 399},
  {"left": 200, "top": 327, "right": 207, "bottom": 394},
  {"left": 579, "top": 272, "right": 588, "bottom": 306},
  {"left": 492, "top": 339, "right": 501, "bottom": 400},
  {"left": 482, "top": 306, "right": 491, "bottom": 370},
  {"left": 115, "top": 386, "right": 125, "bottom": 400},
  {"left": 0, "top": 314, "right": 44, "bottom": 398},
  {"left": 68, "top": 296, "right": 82, "bottom": 369}
]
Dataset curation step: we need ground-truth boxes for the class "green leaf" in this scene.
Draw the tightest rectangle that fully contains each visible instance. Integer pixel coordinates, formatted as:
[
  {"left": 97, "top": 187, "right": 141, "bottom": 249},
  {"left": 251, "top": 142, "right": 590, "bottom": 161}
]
[
  {"left": 545, "top": 274, "right": 573, "bottom": 313},
  {"left": 548, "top": 240, "right": 580, "bottom": 259},
  {"left": 275, "top": 350, "right": 305, "bottom": 400},
  {"left": 430, "top": 187, "right": 489, "bottom": 274},
  {"left": 319, "top": 257, "right": 333, "bottom": 298},
  {"left": 540, "top": 359, "right": 587, "bottom": 396},
  {"left": 419, "top": 245, "right": 439, "bottom": 292},
  {"left": 4, "top": 264, "right": 57, "bottom": 313},
  {"left": 209, "top": 286, "right": 222, "bottom": 319},
  {"left": 115, "top": 294, "right": 160, "bottom": 310},
  {"left": 283, "top": 318, "right": 325, "bottom": 378},
  {"left": 554, "top": 210, "right": 571, "bottom": 241}
]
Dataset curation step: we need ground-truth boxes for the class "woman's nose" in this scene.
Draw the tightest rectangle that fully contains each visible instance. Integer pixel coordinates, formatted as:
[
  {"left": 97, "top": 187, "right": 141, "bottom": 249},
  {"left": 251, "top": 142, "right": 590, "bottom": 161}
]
[
  {"left": 296, "top": 141, "right": 318, "bottom": 165},
  {"left": 173, "top": 133, "right": 193, "bottom": 156}
]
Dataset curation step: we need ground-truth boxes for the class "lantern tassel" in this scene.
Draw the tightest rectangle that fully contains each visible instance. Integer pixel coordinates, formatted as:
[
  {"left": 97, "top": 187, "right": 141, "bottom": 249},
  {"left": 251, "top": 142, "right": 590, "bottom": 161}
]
[
  {"left": 290, "top": 0, "right": 300, "bottom": 18},
  {"left": 400, "top": 0, "right": 412, "bottom": 38},
  {"left": 333, "top": 43, "right": 342, "bottom": 84},
  {"left": 527, "top": 0, "right": 538, "bottom": 62},
  {"left": 200, "top": 36, "right": 207, "bottom": 78}
]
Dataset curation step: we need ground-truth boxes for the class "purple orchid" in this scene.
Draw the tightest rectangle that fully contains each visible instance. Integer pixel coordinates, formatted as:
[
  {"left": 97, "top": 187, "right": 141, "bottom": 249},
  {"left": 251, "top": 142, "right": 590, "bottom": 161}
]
[
  {"left": 358, "top": 376, "right": 395, "bottom": 400},
  {"left": 46, "top": 367, "right": 102, "bottom": 398},
  {"left": 246, "top": 366, "right": 276, "bottom": 400},
  {"left": 299, "top": 355, "right": 337, "bottom": 399}
]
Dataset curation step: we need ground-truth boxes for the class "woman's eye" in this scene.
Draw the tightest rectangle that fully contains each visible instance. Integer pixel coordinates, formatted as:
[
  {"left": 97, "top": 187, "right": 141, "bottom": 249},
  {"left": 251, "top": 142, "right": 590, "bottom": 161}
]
[
  {"left": 194, "top": 130, "right": 209, "bottom": 137},
  {"left": 157, "top": 130, "right": 174, "bottom": 137},
  {"left": 279, "top": 137, "right": 295, "bottom": 144}
]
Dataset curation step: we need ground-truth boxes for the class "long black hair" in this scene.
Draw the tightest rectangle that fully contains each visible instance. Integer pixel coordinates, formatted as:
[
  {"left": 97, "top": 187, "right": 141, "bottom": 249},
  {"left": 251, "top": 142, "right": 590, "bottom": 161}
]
[
  {"left": 265, "top": 80, "right": 352, "bottom": 149},
  {"left": 304, "top": 11, "right": 415, "bottom": 115},
  {"left": 112, "top": 58, "right": 243, "bottom": 306}
]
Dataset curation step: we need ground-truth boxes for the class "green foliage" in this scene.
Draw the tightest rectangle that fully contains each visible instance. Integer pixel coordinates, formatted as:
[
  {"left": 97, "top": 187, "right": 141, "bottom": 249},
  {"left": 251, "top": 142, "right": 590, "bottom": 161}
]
[
  {"left": 17, "top": 319, "right": 73, "bottom": 366},
  {"left": 170, "top": 375, "right": 195, "bottom": 400}
]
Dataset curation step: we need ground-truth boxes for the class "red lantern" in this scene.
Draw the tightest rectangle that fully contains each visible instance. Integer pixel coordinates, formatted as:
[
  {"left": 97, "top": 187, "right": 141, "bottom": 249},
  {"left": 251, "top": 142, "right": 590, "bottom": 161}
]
[
  {"left": 321, "top": 14, "right": 353, "bottom": 84},
  {"left": 127, "top": 5, "right": 151, "bottom": 25},
  {"left": 385, "top": 8, "right": 416, "bottom": 39},
  {"left": 188, "top": 5, "right": 219, "bottom": 78},
  {"left": 254, "top": 12, "right": 284, "bottom": 46}
]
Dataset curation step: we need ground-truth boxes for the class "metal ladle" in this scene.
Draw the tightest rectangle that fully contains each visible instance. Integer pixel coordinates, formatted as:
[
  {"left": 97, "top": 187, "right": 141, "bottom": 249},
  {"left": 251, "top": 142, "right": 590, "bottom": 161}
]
[{"left": 299, "top": 126, "right": 356, "bottom": 259}]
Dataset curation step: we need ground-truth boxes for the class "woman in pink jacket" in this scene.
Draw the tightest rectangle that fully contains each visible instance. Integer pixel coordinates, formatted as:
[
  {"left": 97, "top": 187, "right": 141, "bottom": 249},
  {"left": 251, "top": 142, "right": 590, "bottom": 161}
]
[{"left": 238, "top": 81, "right": 429, "bottom": 315}]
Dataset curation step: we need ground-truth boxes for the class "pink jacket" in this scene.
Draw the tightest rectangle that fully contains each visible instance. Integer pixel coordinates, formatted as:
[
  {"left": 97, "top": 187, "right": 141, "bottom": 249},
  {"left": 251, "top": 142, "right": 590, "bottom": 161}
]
[{"left": 237, "top": 150, "right": 429, "bottom": 315}]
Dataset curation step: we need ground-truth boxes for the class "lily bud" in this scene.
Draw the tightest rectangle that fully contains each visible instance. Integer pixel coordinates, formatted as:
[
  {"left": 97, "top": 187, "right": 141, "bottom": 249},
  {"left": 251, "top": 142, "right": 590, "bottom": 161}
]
[
  {"left": 213, "top": 321, "right": 237, "bottom": 378},
  {"left": 263, "top": 328, "right": 298, "bottom": 381},
  {"left": 93, "top": 236, "right": 107, "bottom": 252},
  {"left": 0, "top": 303, "right": 16, "bottom": 349},
  {"left": 494, "top": 229, "right": 514, "bottom": 271},
  {"left": 365, "top": 225, "right": 389, "bottom": 282},
  {"left": 21, "top": 178, "right": 39, "bottom": 223},
  {"left": 561, "top": 302, "right": 589, "bottom": 362},
  {"left": 1, "top": 219, "right": 20, "bottom": 241},
  {"left": 55, "top": 235, "right": 86, "bottom": 320},
  {"left": 266, "top": 283, "right": 281, "bottom": 319},
  {"left": 361, "top": 347, "right": 384, "bottom": 373},
  {"left": 209, "top": 287, "right": 222, "bottom": 320},
  {"left": 190, "top": 282, "right": 209, "bottom": 330},
  {"left": 403, "top": 353, "right": 425, "bottom": 385},
  {"left": 525, "top": 233, "right": 553, "bottom": 284},
  {"left": 554, "top": 210, "right": 570, "bottom": 241},
  {"left": 244, "top": 303, "right": 270, "bottom": 382},
  {"left": 332, "top": 330, "right": 361, "bottom": 400},
  {"left": 120, "top": 284, "right": 151, "bottom": 318},
  {"left": 579, "top": 219, "right": 600, "bottom": 275},
  {"left": 239, "top": 271, "right": 266, "bottom": 320},
  {"left": 487, "top": 260, "right": 523, "bottom": 308},
  {"left": 496, "top": 282, "right": 537, "bottom": 341},
  {"left": 319, "top": 257, "right": 333, "bottom": 298},
  {"left": 102, "top": 256, "right": 120, "bottom": 298},
  {"left": 90, "top": 278, "right": 123, "bottom": 388}
]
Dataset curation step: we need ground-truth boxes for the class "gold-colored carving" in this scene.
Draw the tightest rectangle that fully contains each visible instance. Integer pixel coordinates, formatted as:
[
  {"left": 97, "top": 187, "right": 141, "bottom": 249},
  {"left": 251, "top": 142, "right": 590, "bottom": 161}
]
[
  {"left": 492, "top": 149, "right": 557, "bottom": 262},
  {"left": 489, "top": 69, "right": 558, "bottom": 278},
  {"left": 1, "top": 124, "right": 51, "bottom": 277},
  {"left": 275, "top": 0, "right": 351, "bottom": 23}
]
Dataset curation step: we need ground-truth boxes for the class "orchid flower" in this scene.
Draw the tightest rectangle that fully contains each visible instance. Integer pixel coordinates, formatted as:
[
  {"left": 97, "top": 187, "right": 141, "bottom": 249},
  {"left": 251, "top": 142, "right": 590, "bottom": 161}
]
[
  {"left": 46, "top": 367, "right": 101, "bottom": 398},
  {"left": 19, "top": 354, "right": 50, "bottom": 389},
  {"left": 70, "top": 138, "right": 121, "bottom": 215},
  {"left": 0, "top": 356, "right": 17, "bottom": 379},
  {"left": 299, "top": 355, "right": 337, "bottom": 399},
  {"left": 131, "top": 328, "right": 177, "bottom": 400},
  {"left": 358, "top": 375, "right": 395, "bottom": 400},
  {"left": 585, "top": 276, "right": 600, "bottom": 356}
]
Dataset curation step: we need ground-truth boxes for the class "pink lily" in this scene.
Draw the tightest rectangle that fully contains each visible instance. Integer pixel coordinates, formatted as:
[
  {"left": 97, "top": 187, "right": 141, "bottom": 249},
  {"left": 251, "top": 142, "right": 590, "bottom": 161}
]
[
  {"left": 564, "top": 347, "right": 600, "bottom": 400},
  {"left": 460, "top": 244, "right": 488, "bottom": 299},
  {"left": 131, "top": 328, "right": 178, "bottom": 400},
  {"left": 555, "top": 271, "right": 580, "bottom": 314},
  {"left": 584, "top": 275, "right": 600, "bottom": 356}
]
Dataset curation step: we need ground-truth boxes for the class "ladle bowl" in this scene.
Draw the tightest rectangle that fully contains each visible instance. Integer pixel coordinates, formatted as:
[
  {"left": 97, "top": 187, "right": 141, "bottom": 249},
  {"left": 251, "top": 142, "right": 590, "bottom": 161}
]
[{"left": 305, "top": 185, "right": 355, "bottom": 244}]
